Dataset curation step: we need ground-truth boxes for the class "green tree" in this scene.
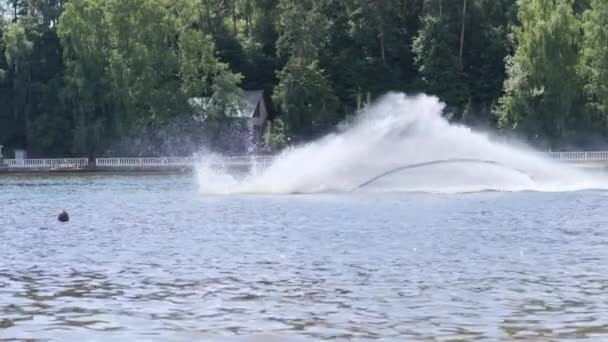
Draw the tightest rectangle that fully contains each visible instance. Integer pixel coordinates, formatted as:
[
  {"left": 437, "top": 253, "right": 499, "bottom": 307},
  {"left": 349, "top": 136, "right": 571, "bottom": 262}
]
[
  {"left": 0, "top": 0, "right": 70, "bottom": 156},
  {"left": 346, "top": 0, "right": 418, "bottom": 80},
  {"left": 413, "top": 11, "right": 469, "bottom": 115},
  {"left": 315, "top": 0, "right": 422, "bottom": 111},
  {"left": 263, "top": 117, "right": 287, "bottom": 151},
  {"left": 496, "top": 0, "right": 581, "bottom": 144},
  {"left": 58, "top": 0, "right": 242, "bottom": 155},
  {"left": 0, "top": 16, "right": 12, "bottom": 149},
  {"left": 275, "top": 0, "right": 326, "bottom": 61},
  {"left": 273, "top": 0, "right": 338, "bottom": 138},
  {"left": 461, "top": 0, "right": 516, "bottom": 123},
  {"left": 5, "top": 0, "right": 28, "bottom": 20},
  {"left": 3, "top": 21, "right": 34, "bottom": 147},
  {"left": 413, "top": 0, "right": 516, "bottom": 122},
  {"left": 2, "top": 0, "right": 606, "bottom": 155},
  {"left": 579, "top": 0, "right": 608, "bottom": 130},
  {"left": 58, "top": 0, "right": 111, "bottom": 155},
  {"left": 274, "top": 58, "right": 339, "bottom": 137},
  {"left": 28, "top": 0, "right": 65, "bottom": 26}
]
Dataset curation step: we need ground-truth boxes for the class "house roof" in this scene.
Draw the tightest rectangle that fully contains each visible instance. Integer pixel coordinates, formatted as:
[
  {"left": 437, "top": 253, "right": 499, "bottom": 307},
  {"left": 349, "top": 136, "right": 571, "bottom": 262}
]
[
  {"left": 189, "top": 90, "right": 264, "bottom": 120},
  {"left": 234, "top": 90, "right": 264, "bottom": 118}
]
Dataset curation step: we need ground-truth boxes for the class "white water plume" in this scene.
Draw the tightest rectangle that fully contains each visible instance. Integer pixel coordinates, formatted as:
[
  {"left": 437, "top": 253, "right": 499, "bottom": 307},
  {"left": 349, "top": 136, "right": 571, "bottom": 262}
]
[{"left": 196, "top": 93, "right": 608, "bottom": 194}]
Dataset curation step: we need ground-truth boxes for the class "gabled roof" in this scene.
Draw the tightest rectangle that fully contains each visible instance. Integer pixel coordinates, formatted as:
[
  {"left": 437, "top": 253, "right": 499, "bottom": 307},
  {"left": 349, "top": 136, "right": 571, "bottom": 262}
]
[
  {"left": 189, "top": 90, "right": 264, "bottom": 120},
  {"left": 234, "top": 90, "right": 264, "bottom": 118}
]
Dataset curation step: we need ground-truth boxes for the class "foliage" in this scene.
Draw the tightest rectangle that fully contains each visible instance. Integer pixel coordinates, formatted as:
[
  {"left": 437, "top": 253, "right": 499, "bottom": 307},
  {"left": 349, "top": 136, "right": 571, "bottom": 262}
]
[
  {"left": 272, "top": 0, "right": 338, "bottom": 138},
  {"left": 413, "top": 13, "right": 468, "bottom": 115},
  {"left": 496, "top": 0, "right": 581, "bottom": 143},
  {"left": 263, "top": 117, "right": 287, "bottom": 151},
  {"left": 56, "top": 0, "right": 242, "bottom": 155},
  {"left": 579, "top": 0, "right": 608, "bottom": 130},
  {"left": 414, "top": 0, "right": 515, "bottom": 122},
  {"left": 3, "top": 0, "right": 608, "bottom": 154},
  {"left": 273, "top": 58, "right": 339, "bottom": 137}
]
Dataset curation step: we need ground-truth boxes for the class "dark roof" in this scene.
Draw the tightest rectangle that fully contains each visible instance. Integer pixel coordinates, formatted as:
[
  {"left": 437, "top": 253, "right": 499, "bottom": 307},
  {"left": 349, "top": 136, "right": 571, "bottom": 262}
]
[{"left": 189, "top": 90, "right": 264, "bottom": 120}]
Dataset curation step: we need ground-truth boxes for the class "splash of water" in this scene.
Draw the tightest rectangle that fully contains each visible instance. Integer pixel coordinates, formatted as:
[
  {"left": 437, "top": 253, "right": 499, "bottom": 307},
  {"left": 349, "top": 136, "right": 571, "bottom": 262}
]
[{"left": 196, "top": 93, "right": 608, "bottom": 195}]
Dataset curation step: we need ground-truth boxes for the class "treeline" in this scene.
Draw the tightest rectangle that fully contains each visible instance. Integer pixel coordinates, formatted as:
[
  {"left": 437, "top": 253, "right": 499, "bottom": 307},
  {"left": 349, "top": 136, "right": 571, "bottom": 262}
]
[{"left": 1, "top": 0, "right": 608, "bottom": 157}]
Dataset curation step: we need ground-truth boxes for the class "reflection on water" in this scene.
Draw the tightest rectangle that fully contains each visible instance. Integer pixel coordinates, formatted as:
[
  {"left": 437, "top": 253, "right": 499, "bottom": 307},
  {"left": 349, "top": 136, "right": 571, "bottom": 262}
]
[{"left": 1, "top": 174, "right": 608, "bottom": 340}]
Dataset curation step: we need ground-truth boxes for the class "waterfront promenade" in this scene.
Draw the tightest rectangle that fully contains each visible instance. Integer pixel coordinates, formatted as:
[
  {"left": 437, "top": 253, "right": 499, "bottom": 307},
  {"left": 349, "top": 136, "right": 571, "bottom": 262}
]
[
  {"left": 0, "top": 156, "right": 274, "bottom": 173},
  {"left": 0, "top": 152, "right": 606, "bottom": 173}
]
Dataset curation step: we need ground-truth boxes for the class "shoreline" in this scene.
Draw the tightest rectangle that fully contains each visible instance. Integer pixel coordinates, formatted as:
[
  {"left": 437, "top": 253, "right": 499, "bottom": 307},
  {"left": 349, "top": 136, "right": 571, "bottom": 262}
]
[
  {"left": 0, "top": 169, "right": 194, "bottom": 175},
  {"left": 0, "top": 165, "right": 256, "bottom": 174},
  {"left": 0, "top": 166, "right": 194, "bottom": 173},
  {"left": 1, "top": 154, "right": 607, "bottom": 174}
]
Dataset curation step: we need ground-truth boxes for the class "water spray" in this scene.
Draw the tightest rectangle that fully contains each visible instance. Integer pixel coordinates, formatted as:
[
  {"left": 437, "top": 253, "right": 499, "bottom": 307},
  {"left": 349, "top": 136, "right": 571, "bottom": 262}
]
[{"left": 196, "top": 93, "right": 608, "bottom": 195}]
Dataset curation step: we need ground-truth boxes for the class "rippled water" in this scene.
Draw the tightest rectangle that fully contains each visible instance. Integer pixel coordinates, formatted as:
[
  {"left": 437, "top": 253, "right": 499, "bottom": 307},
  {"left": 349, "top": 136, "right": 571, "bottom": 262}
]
[{"left": 1, "top": 173, "right": 608, "bottom": 341}]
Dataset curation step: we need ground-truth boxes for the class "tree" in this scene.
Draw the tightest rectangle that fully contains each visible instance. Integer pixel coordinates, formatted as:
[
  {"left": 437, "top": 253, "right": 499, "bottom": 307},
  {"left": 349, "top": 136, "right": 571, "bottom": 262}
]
[
  {"left": 461, "top": 0, "right": 516, "bottom": 124},
  {"left": 496, "top": 0, "right": 581, "bottom": 144},
  {"left": 413, "top": 0, "right": 471, "bottom": 116},
  {"left": 273, "top": 58, "right": 339, "bottom": 137},
  {"left": 28, "top": 0, "right": 65, "bottom": 27},
  {"left": 413, "top": 0, "right": 516, "bottom": 122},
  {"left": 2, "top": 0, "right": 607, "bottom": 155},
  {"left": 263, "top": 117, "right": 287, "bottom": 151},
  {"left": 0, "top": 16, "right": 12, "bottom": 149},
  {"left": 3, "top": 21, "right": 34, "bottom": 147},
  {"left": 579, "top": 0, "right": 608, "bottom": 130},
  {"left": 5, "top": 0, "right": 28, "bottom": 21},
  {"left": 413, "top": 14, "right": 467, "bottom": 114},
  {"left": 58, "top": 0, "right": 242, "bottom": 155},
  {"left": 0, "top": 0, "right": 71, "bottom": 156},
  {"left": 273, "top": 0, "right": 339, "bottom": 138},
  {"left": 325, "top": 0, "right": 422, "bottom": 104},
  {"left": 275, "top": 0, "right": 326, "bottom": 61},
  {"left": 58, "top": 0, "right": 112, "bottom": 155}
]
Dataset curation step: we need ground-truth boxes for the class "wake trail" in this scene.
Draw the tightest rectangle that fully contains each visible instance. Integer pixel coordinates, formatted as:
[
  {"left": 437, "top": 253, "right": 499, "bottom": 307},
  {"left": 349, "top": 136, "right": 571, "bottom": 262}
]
[{"left": 355, "top": 159, "right": 535, "bottom": 190}]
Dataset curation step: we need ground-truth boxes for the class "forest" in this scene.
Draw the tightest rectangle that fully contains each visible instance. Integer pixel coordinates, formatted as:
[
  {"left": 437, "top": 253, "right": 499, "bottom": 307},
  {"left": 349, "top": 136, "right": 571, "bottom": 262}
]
[{"left": 1, "top": 0, "right": 608, "bottom": 157}]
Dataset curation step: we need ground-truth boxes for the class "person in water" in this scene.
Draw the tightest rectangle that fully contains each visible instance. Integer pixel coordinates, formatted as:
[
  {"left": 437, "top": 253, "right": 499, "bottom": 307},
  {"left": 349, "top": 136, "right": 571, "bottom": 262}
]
[{"left": 57, "top": 210, "right": 69, "bottom": 222}]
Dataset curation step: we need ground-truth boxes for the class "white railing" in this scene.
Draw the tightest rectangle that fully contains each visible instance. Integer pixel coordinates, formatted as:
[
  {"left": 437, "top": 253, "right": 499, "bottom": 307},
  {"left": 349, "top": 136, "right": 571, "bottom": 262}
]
[
  {"left": 94, "top": 155, "right": 275, "bottom": 167},
  {"left": 3, "top": 158, "right": 89, "bottom": 169},
  {"left": 3, "top": 152, "right": 608, "bottom": 170},
  {"left": 95, "top": 153, "right": 607, "bottom": 165},
  {"left": 95, "top": 157, "right": 197, "bottom": 167},
  {"left": 2, "top": 158, "right": 89, "bottom": 169},
  {"left": 0, "top": 156, "right": 275, "bottom": 169},
  {"left": 549, "top": 151, "right": 608, "bottom": 161}
]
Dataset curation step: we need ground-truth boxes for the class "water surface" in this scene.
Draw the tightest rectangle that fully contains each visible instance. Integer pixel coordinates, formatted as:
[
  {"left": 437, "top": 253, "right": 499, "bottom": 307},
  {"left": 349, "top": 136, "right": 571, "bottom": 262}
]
[{"left": 1, "top": 173, "right": 608, "bottom": 341}]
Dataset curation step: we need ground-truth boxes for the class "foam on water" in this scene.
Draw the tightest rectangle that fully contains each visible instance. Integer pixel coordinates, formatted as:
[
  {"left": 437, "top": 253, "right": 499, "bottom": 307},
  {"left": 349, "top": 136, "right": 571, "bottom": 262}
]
[{"left": 196, "top": 93, "right": 608, "bottom": 195}]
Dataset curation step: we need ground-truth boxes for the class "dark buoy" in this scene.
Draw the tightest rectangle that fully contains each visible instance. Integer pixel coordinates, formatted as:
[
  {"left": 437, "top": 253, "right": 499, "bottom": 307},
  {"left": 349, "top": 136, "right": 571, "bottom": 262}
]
[{"left": 57, "top": 210, "right": 70, "bottom": 223}]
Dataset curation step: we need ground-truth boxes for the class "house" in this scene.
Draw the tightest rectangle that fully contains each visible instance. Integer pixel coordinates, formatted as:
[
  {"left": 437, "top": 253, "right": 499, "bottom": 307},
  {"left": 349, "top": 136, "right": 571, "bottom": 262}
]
[
  {"left": 189, "top": 89, "right": 271, "bottom": 152},
  {"left": 231, "top": 90, "right": 270, "bottom": 143}
]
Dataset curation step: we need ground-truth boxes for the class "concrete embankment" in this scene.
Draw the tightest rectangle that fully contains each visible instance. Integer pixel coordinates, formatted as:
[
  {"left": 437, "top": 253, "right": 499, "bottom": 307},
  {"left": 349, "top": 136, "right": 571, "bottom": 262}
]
[
  {"left": 0, "top": 166, "right": 194, "bottom": 173},
  {"left": 0, "top": 157, "right": 268, "bottom": 174}
]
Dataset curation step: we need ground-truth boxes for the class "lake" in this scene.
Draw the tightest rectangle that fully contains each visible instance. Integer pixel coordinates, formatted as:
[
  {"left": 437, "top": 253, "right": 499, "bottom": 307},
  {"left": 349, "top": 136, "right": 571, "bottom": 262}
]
[{"left": 1, "top": 173, "right": 608, "bottom": 341}]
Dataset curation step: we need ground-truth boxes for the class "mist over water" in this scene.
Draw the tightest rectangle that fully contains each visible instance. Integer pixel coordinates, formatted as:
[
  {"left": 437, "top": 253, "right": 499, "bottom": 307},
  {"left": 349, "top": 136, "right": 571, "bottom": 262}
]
[{"left": 196, "top": 93, "right": 608, "bottom": 194}]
